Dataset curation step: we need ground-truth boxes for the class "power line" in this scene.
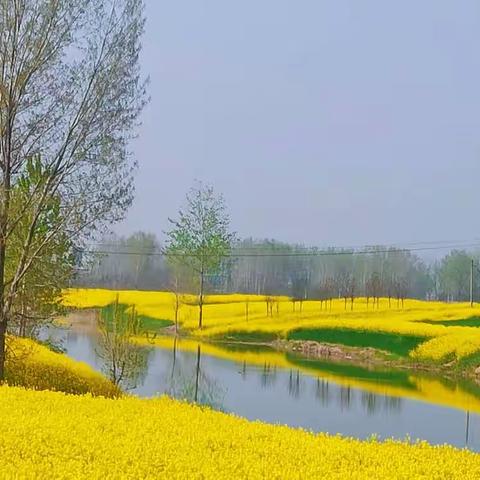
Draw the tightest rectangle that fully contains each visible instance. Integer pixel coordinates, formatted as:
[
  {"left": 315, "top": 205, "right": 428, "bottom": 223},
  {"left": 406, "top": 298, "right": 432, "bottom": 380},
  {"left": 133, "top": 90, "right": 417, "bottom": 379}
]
[
  {"left": 76, "top": 241, "right": 480, "bottom": 258},
  {"left": 84, "top": 237, "right": 480, "bottom": 252}
]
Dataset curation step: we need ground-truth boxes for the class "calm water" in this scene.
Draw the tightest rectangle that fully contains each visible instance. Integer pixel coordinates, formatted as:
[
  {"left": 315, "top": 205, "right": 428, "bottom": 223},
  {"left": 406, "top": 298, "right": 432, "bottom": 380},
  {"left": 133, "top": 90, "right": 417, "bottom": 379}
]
[{"left": 42, "top": 325, "right": 480, "bottom": 452}]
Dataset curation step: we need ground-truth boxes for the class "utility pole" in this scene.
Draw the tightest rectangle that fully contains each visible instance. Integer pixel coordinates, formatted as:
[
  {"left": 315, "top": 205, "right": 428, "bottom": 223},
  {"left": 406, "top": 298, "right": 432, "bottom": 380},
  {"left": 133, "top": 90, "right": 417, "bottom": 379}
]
[
  {"left": 466, "top": 410, "right": 470, "bottom": 446},
  {"left": 470, "top": 259, "right": 474, "bottom": 307}
]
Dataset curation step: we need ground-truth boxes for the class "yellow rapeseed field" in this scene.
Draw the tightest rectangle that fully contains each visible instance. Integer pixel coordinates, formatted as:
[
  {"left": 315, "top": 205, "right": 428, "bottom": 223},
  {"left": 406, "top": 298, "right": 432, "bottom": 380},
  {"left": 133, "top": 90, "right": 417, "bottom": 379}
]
[
  {"left": 6, "top": 336, "right": 119, "bottom": 397},
  {"left": 63, "top": 288, "right": 480, "bottom": 362},
  {"left": 0, "top": 385, "right": 479, "bottom": 479}
]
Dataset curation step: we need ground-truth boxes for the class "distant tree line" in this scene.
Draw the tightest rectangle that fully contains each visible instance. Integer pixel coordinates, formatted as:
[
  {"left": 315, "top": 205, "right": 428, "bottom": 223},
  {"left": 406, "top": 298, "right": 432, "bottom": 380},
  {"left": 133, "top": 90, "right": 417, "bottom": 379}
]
[{"left": 75, "top": 236, "right": 480, "bottom": 304}]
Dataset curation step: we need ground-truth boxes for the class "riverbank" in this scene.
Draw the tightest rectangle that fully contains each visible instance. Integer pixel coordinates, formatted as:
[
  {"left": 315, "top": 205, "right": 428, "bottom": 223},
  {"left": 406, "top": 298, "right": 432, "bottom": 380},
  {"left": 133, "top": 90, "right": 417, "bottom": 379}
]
[
  {"left": 5, "top": 335, "right": 119, "bottom": 397},
  {"left": 1, "top": 385, "right": 479, "bottom": 479},
  {"left": 272, "top": 338, "right": 480, "bottom": 380},
  {"left": 62, "top": 288, "right": 480, "bottom": 379},
  {"left": 52, "top": 310, "right": 480, "bottom": 418}
]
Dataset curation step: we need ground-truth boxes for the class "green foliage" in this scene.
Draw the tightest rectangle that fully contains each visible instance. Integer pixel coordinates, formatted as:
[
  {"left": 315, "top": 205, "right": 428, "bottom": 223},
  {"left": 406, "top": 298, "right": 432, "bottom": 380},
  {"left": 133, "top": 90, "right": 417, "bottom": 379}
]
[
  {"left": 136, "top": 315, "right": 174, "bottom": 333},
  {"left": 101, "top": 303, "right": 173, "bottom": 334},
  {"left": 421, "top": 317, "right": 480, "bottom": 328},
  {"left": 436, "top": 250, "right": 474, "bottom": 301},
  {"left": 165, "top": 182, "right": 235, "bottom": 327},
  {"left": 456, "top": 351, "right": 480, "bottom": 369},
  {"left": 165, "top": 182, "right": 236, "bottom": 277},
  {"left": 7, "top": 155, "right": 75, "bottom": 336},
  {"left": 97, "top": 299, "right": 152, "bottom": 389}
]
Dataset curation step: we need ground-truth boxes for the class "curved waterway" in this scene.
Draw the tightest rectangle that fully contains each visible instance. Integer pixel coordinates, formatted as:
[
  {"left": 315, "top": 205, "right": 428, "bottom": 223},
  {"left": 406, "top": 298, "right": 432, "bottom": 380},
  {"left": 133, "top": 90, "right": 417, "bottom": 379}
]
[{"left": 43, "top": 321, "right": 480, "bottom": 452}]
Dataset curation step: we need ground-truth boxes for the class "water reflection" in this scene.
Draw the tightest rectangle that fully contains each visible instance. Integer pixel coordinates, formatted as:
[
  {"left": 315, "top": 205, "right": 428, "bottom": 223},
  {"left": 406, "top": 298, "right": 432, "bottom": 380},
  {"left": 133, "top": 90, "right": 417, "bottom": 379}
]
[
  {"left": 243, "top": 362, "right": 401, "bottom": 416},
  {"left": 316, "top": 378, "right": 330, "bottom": 406},
  {"left": 41, "top": 323, "right": 480, "bottom": 452},
  {"left": 163, "top": 341, "right": 225, "bottom": 410},
  {"left": 339, "top": 386, "right": 352, "bottom": 411},
  {"left": 260, "top": 363, "right": 277, "bottom": 389},
  {"left": 287, "top": 370, "right": 301, "bottom": 398}
]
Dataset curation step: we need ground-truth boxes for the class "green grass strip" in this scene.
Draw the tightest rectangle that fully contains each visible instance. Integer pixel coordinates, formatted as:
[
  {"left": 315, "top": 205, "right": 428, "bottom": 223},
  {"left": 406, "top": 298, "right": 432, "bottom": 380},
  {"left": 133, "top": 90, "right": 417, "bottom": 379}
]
[
  {"left": 213, "top": 330, "right": 278, "bottom": 343},
  {"left": 100, "top": 303, "right": 173, "bottom": 334},
  {"left": 421, "top": 317, "right": 480, "bottom": 327},
  {"left": 287, "top": 328, "right": 425, "bottom": 357},
  {"left": 286, "top": 353, "right": 417, "bottom": 389},
  {"left": 136, "top": 315, "right": 173, "bottom": 333}
]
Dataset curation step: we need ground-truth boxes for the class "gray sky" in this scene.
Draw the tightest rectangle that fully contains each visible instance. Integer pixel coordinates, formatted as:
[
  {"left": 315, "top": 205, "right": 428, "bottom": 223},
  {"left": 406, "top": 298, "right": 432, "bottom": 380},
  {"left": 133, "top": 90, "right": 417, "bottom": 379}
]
[{"left": 119, "top": 0, "right": 480, "bottom": 248}]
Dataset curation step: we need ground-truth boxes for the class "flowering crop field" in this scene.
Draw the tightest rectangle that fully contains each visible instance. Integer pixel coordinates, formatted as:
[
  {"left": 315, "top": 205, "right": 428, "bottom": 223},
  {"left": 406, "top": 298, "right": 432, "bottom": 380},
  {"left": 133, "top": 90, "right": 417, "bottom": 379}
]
[
  {"left": 63, "top": 288, "right": 480, "bottom": 363},
  {"left": 1, "top": 385, "right": 479, "bottom": 479},
  {"left": 5, "top": 336, "right": 119, "bottom": 397}
]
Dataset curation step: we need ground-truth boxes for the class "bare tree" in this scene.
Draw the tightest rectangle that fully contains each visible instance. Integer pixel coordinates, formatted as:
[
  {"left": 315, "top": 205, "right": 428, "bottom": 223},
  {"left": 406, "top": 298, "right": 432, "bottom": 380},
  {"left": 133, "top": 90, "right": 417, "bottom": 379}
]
[
  {"left": 0, "top": 1, "right": 147, "bottom": 379},
  {"left": 290, "top": 271, "right": 309, "bottom": 313},
  {"left": 325, "top": 277, "right": 335, "bottom": 310},
  {"left": 366, "top": 272, "right": 382, "bottom": 309},
  {"left": 338, "top": 272, "right": 355, "bottom": 310},
  {"left": 168, "top": 275, "right": 187, "bottom": 334},
  {"left": 394, "top": 277, "right": 409, "bottom": 308}
]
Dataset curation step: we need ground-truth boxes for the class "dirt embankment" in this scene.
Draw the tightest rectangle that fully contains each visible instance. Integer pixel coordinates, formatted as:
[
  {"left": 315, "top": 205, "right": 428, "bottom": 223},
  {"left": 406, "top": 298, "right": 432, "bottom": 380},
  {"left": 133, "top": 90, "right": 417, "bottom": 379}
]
[
  {"left": 272, "top": 338, "right": 480, "bottom": 381},
  {"left": 273, "top": 339, "right": 388, "bottom": 369}
]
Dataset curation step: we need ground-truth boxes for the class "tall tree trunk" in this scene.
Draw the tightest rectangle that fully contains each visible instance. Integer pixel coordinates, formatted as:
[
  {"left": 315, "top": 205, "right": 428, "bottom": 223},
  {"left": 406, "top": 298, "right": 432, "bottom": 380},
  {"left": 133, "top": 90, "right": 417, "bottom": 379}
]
[
  {"left": 0, "top": 318, "right": 6, "bottom": 382},
  {"left": 0, "top": 181, "right": 9, "bottom": 381},
  {"left": 0, "top": 82, "right": 13, "bottom": 381},
  {"left": 0, "top": 165, "right": 10, "bottom": 380},
  {"left": 198, "top": 268, "right": 204, "bottom": 329}
]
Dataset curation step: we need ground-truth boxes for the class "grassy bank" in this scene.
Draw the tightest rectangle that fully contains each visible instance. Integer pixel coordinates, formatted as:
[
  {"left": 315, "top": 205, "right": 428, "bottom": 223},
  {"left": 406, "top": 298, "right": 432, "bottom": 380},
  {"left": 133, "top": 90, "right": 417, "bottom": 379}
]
[
  {"left": 287, "top": 328, "right": 425, "bottom": 357},
  {"left": 1, "top": 385, "right": 479, "bottom": 479},
  {"left": 63, "top": 288, "right": 480, "bottom": 369},
  {"left": 6, "top": 336, "right": 119, "bottom": 397}
]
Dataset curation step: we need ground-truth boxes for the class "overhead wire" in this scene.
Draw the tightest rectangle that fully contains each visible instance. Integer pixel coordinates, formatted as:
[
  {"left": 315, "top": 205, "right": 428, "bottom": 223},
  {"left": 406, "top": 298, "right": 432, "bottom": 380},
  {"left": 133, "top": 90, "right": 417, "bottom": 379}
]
[{"left": 75, "top": 240, "right": 480, "bottom": 258}]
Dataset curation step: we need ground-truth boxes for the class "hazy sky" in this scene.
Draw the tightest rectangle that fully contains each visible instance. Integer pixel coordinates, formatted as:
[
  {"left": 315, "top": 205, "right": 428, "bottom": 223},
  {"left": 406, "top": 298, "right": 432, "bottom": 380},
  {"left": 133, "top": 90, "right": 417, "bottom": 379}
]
[{"left": 120, "top": 0, "right": 480, "bottom": 248}]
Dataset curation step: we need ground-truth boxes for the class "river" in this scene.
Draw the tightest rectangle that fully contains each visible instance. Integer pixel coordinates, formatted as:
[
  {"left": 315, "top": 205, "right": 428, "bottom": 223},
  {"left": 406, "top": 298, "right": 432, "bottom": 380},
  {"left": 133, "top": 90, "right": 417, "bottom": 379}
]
[{"left": 42, "top": 319, "right": 480, "bottom": 452}]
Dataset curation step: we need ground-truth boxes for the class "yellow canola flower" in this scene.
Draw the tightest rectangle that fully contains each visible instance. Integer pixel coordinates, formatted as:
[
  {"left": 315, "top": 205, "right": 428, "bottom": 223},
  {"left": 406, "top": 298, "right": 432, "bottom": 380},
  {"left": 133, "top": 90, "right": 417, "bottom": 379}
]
[
  {"left": 0, "top": 385, "right": 479, "bottom": 479},
  {"left": 63, "top": 288, "right": 480, "bottom": 363},
  {"left": 6, "top": 336, "right": 119, "bottom": 398},
  {"left": 411, "top": 332, "right": 480, "bottom": 361}
]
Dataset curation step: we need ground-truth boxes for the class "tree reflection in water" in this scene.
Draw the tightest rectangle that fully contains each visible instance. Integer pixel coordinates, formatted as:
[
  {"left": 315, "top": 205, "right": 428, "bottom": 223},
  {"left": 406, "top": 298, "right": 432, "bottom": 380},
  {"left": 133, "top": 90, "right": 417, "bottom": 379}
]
[
  {"left": 260, "top": 362, "right": 277, "bottom": 388},
  {"left": 339, "top": 386, "right": 352, "bottom": 410},
  {"left": 165, "top": 340, "right": 226, "bottom": 411},
  {"left": 163, "top": 338, "right": 405, "bottom": 417},
  {"left": 383, "top": 395, "right": 402, "bottom": 413},
  {"left": 288, "top": 370, "right": 301, "bottom": 398},
  {"left": 362, "top": 392, "right": 378, "bottom": 414},
  {"left": 360, "top": 391, "right": 402, "bottom": 415},
  {"left": 316, "top": 378, "right": 330, "bottom": 406},
  {"left": 240, "top": 360, "right": 247, "bottom": 379},
  {"left": 96, "top": 303, "right": 153, "bottom": 390}
]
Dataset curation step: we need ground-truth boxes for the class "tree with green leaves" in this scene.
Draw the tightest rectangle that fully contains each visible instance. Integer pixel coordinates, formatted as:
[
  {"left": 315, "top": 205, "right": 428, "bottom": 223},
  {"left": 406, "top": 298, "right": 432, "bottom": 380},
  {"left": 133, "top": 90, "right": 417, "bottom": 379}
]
[
  {"left": 165, "top": 182, "right": 235, "bottom": 328},
  {"left": 0, "top": 0, "right": 147, "bottom": 379},
  {"left": 436, "top": 250, "right": 474, "bottom": 301},
  {"left": 8, "top": 156, "right": 74, "bottom": 337},
  {"left": 96, "top": 299, "right": 151, "bottom": 390}
]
